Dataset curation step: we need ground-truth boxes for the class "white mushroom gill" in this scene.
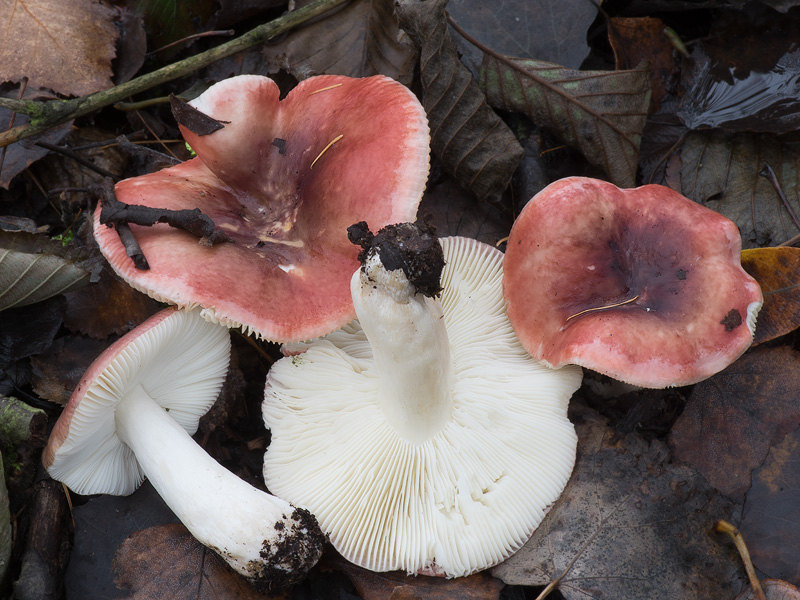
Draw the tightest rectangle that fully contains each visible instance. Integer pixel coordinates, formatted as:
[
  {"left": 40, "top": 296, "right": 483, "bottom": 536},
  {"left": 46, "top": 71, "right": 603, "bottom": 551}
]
[{"left": 263, "top": 236, "right": 583, "bottom": 577}]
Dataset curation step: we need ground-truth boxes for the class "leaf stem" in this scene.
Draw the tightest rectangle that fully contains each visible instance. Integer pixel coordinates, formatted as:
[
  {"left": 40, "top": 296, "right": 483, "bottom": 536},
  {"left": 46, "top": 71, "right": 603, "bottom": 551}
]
[
  {"left": 714, "top": 520, "right": 766, "bottom": 600},
  {"left": 0, "top": 0, "right": 349, "bottom": 149}
]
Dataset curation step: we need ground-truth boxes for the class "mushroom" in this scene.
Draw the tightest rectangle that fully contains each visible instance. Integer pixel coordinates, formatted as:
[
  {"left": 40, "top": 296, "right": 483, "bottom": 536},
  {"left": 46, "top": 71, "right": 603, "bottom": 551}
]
[
  {"left": 502, "top": 176, "right": 763, "bottom": 388},
  {"left": 42, "top": 308, "right": 324, "bottom": 590},
  {"left": 94, "top": 74, "right": 429, "bottom": 342},
  {"left": 262, "top": 223, "right": 582, "bottom": 577}
]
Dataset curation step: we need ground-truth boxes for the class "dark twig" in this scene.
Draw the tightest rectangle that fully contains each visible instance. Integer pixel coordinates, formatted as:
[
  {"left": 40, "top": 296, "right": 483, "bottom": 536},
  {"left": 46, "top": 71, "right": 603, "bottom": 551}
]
[
  {"left": 35, "top": 141, "right": 117, "bottom": 179},
  {"left": 94, "top": 178, "right": 231, "bottom": 270},
  {"left": 146, "top": 29, "right": 236, "bottom": 56},
  {"left": 116, "top": 135, "right": 182, "bottom": 167},
  {"left": 760, "top": 162, "right": 800, "bottom": 232}
]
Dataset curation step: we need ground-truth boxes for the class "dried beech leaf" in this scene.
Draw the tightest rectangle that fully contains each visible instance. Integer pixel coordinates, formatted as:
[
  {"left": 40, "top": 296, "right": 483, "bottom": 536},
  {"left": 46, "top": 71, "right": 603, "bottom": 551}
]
[
  {"left": 494, "top": 403, "right": 740, "bottom": 600},
  {"left": 669, "top": 346, "right": 800, "bottom": 499},
  {"left": 0, "top": 231, "right": 91, "bottom": 312},
  {"left": 740, "top": 428, "right": 800, "bottom": 589},
  {"left": 741, "top": 247, "right": 800, "bottom": 345},
  {"left": 397, "top": 0, "right": 524, "bottom": 203},
  {"left": 113, "top": 523, "right": 279, "bottom": 599},
  {"left": 264, "top": 0, "right": 417, "bottom": 85},
  {"left": 0, "top": 0, "right": 119, "bottom": 97},
  {"left": 30, "top": 336, "right": 109, "bottom": 405},
  {"left": 479, "top": 55, "right": 650, "bottom": 188},
  {"left": 337, "top": 557, "right": 503, "bottom": 600},
  {"left": 666, "top": 130, "right": 800, "bottom": 247}
]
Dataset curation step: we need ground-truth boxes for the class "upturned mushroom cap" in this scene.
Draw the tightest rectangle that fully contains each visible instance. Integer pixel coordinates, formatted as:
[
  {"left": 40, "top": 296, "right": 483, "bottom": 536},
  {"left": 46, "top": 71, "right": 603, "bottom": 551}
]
[
  {"left": 503, "top": 177, "right": 763, "bottom": 388},
  {"left": 95, "top": 74, "right": 429, "bottom": 342},
  {"left": 263, "top": 234, "right": 582, "bottom": 577},
  {"left": 43, "top": 307, "right": 230, "bottom": 493}
]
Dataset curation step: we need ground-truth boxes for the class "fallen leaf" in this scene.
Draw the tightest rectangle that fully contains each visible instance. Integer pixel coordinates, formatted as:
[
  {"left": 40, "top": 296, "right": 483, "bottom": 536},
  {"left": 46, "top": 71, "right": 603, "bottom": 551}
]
[
  {"left": 134, "top": 0, "right": 217, "bottom": 57},
  {"left": 113, "top": 523, "right": 280, "bottom": 599},
  {"left": 446, "top": 0, "right": 597, "bottom": 69},
  {"left": 677, "top": 45, "right": 800, "bottom": 133},
  {"left": 337, "top": 557, "right": 503, "bottom": 600},
  {"left": 0, "top": 230, "right": 91, "bottom": 312},
  {"left": 397, "top": 0, "right": 524, "bottom": 204},
  {"left": 739, "top": 425, "right": 800, "bottom": 587},
  {"left": 669, "top": 346, "right": 800, "bottom": 499},
  {"left": 493, "top": 402, "right": 741, "bottom": 599},
  {"left": 665, "top": 130, "right": 800, "bottom": 247},
  {"left": 63, "top": 271, "right": 162, "bottom": 339},
  {"left": 418, "top": 177, "right": 512, "bottom": 247},
  {"left": 479, "top": 54, "right": 650, "bottom": 188},
  {"left": 0, "top": 99, "right": 73, "bottom": 189},
  {"left": 30, "top": 335, "right": 109, "bottom": 405},
  {"left": 0, "top": 0, "right": 119, "bottom": 97},
  {"left": 740, "top": 247, "right": 800, "bottom": 345},
  {"left": 264, "top": 0, "right": 417, "bottom": 85},
  {"left": 608, "top": 16, "right": 678, "bottom": 113}
]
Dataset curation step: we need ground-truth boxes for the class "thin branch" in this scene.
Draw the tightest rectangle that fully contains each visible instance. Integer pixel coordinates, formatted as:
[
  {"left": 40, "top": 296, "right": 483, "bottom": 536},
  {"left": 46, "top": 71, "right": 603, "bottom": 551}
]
[{"left": 0, "top": 0, "right": 349, "bottom": 149}]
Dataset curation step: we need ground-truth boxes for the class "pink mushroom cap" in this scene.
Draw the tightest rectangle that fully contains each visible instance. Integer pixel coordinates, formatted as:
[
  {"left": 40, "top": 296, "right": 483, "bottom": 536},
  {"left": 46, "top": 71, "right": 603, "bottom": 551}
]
[
  {"left": 503, "top": 177, "right": 763, "bottom": 388},
  {"left": 95, "top": 74, "right": 429, "bottom": 342}
]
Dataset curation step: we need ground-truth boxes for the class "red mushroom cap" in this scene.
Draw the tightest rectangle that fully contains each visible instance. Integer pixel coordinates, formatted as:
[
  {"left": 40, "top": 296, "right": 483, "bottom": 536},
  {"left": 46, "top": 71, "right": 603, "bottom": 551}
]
[
  {"left": 95, "top": 74, "right": 429, "bottom": 342},
  {"left": 503, "top": 177, "right": 763, "bottom": 388}
]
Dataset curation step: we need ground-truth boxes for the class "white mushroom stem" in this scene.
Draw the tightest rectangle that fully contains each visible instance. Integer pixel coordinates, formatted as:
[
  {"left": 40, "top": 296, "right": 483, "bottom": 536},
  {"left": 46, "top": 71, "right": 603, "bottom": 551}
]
[
  {"left": 353, "top": 252, "right": 455, "bottom": 444},
  {"left": 114, "top": 383, "right": 313, "bottom": 580}
]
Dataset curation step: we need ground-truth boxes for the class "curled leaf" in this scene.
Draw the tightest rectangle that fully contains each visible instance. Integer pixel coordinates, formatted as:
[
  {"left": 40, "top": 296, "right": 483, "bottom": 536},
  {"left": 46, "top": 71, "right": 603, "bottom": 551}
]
[
  {"left": 479, "top": 55, "right": 651, "bottom": 188},
  {"left": 741, "top": 246, "right": 800, "bottom": 345},
  {"left": 0, "top": 231, "right": 91, "bottom": 312}
]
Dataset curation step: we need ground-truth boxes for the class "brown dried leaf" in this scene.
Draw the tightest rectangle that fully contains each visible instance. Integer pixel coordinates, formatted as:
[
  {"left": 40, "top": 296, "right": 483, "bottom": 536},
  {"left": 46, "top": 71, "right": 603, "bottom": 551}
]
[
  {"left": 494, "top": 403, "right": 741, "bottom": 600},
  {"left": 113, "top": 523, "right": 281, "bottom": 599},
  {"left": 397, "top": 0, "right": 524, "bottom": 203},
  {"left": 63, "top": 271, "right": 161, "bottom": 339},
  {"left": 665, "top": 130, "right": 800, "bottom": 247},
  {"left": 0, "top": 0, "right": 119, "bottom": 97},
  {"left": 264, "top": 0, "right": 417, "bottom": 85},
  {"left": 608, "top": 16, "right": 678, "bottom": 113},
  {"left": 740, "top": 426, "right": 800, "bottom": 587},
  {"left": 741, "top": 247, "right": 800, "bottom": 345},
  {"left": 669, "top": 346, "right": 800, "bottom": 499},
  {"left": 479, "top": 55, "right": 650, "bottom": 188},
  {"left": 30, "top": 335, "right": 108, "bottom": 405},
  {"left": 337, "top": 558, "right": 503, "bottom": 600}
]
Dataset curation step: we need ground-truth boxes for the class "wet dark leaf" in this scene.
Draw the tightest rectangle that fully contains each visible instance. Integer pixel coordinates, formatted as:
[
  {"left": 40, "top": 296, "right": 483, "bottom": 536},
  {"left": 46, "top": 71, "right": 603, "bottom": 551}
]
[
  {"left": 479, "top": 55, "right": 650, "bottom": 188},
  {"left": 0, "top": 0, "right": 119, "bottom": 97},
  {"left": 0, "top": 297, "right": 63, "bottom": 372},
  {"left": 740, "top": 426, "right": 800, "bottom": 587},
  {"left": 677, "top": 46, "right": 800, "bottom": 133},
  {"left": 397, "top": 0, "right": 524, "bottom": 203},
  {"left": 447, "top": 0, "right": 597, "bottom": 70},
  {"left": 132, "top": 0, "right": 217, "bottom": 56},
  {"left": 664, "top": 130, "right": 800, "bottom": 247},
  {"left": 264, "top": 0, "right": 417, "bottom": 85},
  {"left": 113, "top": 523, "right": 276, "bottom": 599},
  {"left": 669, "top": 346, "right": 800, "bottom": 499},
  {"left": 493, "top": 403, "right": 741, "bottom": 599},
  {"left": 741, "top": 247, "right": 800, "bottom": 345}
]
